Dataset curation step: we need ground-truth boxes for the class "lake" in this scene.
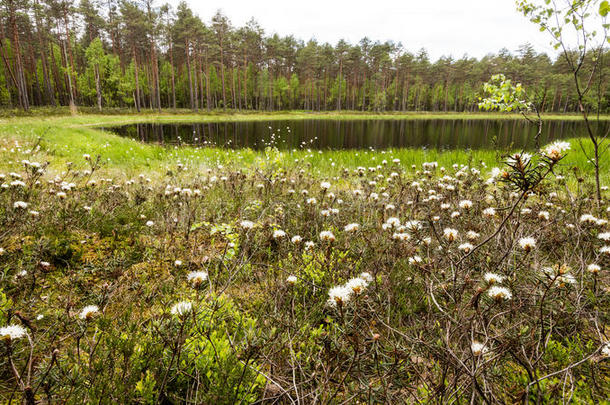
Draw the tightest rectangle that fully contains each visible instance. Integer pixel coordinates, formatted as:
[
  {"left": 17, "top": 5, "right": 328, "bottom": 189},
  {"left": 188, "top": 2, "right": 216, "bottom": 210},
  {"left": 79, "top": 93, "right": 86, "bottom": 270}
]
[{"left": 102, "top": 119, "right": 605, "bottom": 150}]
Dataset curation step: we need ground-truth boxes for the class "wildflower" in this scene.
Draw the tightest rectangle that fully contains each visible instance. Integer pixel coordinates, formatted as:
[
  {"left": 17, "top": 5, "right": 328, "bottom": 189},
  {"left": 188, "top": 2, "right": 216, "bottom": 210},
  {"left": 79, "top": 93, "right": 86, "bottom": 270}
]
[
  {"left": 408, "top": 256, "right": 423, "bottom": 264},
  {"left": 320, "top": 181, "right": 331, "bottom": 190},
  {"left": 145, "top": 220, "right": 154, "bottom": 227},
  {"left": 346, "top": 277, "right": 368, "bottom": 295},
  {"left": 344, "top": 223, "right": 359, "bottom": 233},
  {"left": 187, "top": 271, "right": 208, "bottom": 287},
  {"left": 404, "top": 220, "right": 422, "bottom": 232},
  {"left": 170, "top": 301, "right": 192, "bottom": 316},
  {"left": 327, "top": 285, "right": 351, "bottom": 307},
  {"left": 393, "top": 232, "right": 410, "bottom": 241},
  {"left": 487, "top": 286, "right": 512, "bottom": 301},
  {"left": 360, "top": 272, "right": 373, "bottom": 282},
  {"left": 580, "top": 214, "right": 597, "bottom": 224},
  {"left": 541, "top": 141, "right": 570, "bottom": 161},
  {"left": 40, "top": 261, "right": 50, "bottom": 269},
  {"left": 306, "top": 197, "right": 317, "bottom": 205},
  {"left": 459, "top": 200, "right": 473, "bottom": 209},
  {"left": 483, "top": 207, "right": 496, "bottom": 217},
  {"left": 600, "top": 246, "right": 610, "bottom": 256},
  {"left": 518, "top": 237, "right": 536, "bottom": 252},
  {"left": 451, "top": 211, "right": 461, "bottom": 219},
  {"left": 319, "top": 231, "right": 335, "bottom": 243},
  {"left": 79, "top": 305, "right": 99, "bottom": 320},
  {"left": 240, "top": 220, "right": 255, "bottom": 230},
  {"left": 0, "top": 248, "right": 4, "bottom": 255},
  {"left": 538, "top": 211, "right": 550, "bottom": 221},
  {"left": 174, "top": 260, "right": 183, "bottom": 267},
  {"left": 587, "top": 264, "right": 601, "bottom": 274},
  {"left": 13, "top": 201, "right": 28, "bottom": 209},
  {"left": 0, "top": 325, "right": 27, "bottom": 341},
  {"left": 484, "top": 273, "right": 504, "bottom": 284},
  {"left": 272, "top": 230, "right": 286, "bottom": 239},
  {"left": 386, "top": 217, "right": 400, "bottom": 228},
  {"left": 557, "top": 274, "right": 576, "bottom": 285},
  {"left": 598, "top": 232, "right": 610, "bottom": 242},
  {"left": 466, "top": 231, "right": 480, "bottom": 240},
  {"left": 458, "top": 243, "right": 474, "bottom": 253},
  {"left": 304, "top": 241, "right": 315, "bottom": 250},
  {"left": 602, "top": 342, "right": 610, "bottom": 357},
  {"left": 471, "top": 341, "right": 488, "bottom": 356},
  {"left": 286, "top": 275, "right": 297, "bottom": 285},
  {"left": 443, "top": 228, "right": 459, "bottom": 242}
]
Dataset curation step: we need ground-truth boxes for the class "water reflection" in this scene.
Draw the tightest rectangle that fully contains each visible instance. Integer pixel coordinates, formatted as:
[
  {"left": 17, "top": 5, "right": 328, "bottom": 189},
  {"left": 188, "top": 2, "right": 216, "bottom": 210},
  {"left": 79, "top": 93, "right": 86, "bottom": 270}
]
[{"left": 102, "top": 119, "right": 605, "bottom": 150}]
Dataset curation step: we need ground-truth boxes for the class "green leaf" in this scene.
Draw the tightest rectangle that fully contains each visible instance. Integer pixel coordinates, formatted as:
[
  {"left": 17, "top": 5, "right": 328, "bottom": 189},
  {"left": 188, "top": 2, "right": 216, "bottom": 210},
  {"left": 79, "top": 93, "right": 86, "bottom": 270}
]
[{"left": 600, "top": 1, "right": 609, "bottom": 17}]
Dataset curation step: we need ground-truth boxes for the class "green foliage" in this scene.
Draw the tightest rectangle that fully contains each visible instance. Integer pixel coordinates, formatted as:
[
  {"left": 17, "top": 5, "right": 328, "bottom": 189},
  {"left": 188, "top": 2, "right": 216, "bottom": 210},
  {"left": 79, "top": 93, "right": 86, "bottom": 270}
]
[{"left": 478, "top": 74, "right": 531, "bottom": 113}]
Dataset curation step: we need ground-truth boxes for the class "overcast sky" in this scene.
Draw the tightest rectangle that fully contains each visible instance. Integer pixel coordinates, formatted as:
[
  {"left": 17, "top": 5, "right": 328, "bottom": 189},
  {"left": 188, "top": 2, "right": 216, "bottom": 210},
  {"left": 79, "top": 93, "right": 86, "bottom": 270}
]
[{"left": 170, "top": 0, "right": 556, "bottom": 61}]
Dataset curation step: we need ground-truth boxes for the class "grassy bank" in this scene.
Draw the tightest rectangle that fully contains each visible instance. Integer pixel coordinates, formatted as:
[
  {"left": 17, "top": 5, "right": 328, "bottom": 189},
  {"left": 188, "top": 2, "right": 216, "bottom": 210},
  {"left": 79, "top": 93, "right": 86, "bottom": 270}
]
[{"left": 0, "top": 113, "right": 607, "bottom": 186}]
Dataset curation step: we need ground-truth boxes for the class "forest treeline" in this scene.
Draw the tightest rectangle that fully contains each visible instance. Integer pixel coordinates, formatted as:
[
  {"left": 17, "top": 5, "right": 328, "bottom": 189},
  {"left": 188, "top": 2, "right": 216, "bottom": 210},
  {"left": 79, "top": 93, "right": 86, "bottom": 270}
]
[{"left": 3, "top": 0, "right": 609, "bottom": 112}]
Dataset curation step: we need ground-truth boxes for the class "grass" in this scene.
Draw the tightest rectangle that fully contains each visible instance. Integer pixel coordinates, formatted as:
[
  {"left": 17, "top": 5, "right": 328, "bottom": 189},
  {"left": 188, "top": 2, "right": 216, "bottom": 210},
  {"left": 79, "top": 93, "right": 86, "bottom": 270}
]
[{"left": 0, "top": 113, "right": 607, "bottom": 186}]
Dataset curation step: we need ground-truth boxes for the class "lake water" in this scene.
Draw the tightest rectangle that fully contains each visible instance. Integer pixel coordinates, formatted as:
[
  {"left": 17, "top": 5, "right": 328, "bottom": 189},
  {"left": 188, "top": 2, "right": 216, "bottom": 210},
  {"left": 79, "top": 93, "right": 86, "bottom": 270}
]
[{"left": 102, "top": 119, "right": 604, "bottom": 150}]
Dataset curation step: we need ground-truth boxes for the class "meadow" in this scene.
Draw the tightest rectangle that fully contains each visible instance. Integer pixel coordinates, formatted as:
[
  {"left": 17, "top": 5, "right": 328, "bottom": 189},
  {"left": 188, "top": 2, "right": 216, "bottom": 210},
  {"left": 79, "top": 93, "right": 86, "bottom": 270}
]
[{"left": 0, "top": 112, "right": 609, "bottom": 403}]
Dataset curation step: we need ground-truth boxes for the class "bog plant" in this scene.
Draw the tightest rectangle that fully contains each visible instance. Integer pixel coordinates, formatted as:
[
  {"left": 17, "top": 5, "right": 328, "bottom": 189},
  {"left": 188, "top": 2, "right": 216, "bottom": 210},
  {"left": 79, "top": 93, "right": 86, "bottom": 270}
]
[{"left": 0, "top": 136, "right": 609, "bottom": 403}]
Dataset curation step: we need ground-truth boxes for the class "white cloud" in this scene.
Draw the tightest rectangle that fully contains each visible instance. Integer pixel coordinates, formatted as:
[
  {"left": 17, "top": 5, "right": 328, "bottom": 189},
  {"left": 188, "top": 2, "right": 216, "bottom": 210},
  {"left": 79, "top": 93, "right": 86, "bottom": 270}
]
[{"left": 172, "top": 0, "right": 557, "bottom": 61}]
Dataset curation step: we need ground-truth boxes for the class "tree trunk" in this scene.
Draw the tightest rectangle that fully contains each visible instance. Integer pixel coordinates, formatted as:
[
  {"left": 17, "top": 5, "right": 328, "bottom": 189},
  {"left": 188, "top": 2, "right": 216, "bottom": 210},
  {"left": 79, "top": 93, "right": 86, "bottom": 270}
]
[
  {"left": 132, "top": 46, "right": 140, "bottom": 112},
  {"left": 185, "top": 39, "right": 194, "bottom": 110}
]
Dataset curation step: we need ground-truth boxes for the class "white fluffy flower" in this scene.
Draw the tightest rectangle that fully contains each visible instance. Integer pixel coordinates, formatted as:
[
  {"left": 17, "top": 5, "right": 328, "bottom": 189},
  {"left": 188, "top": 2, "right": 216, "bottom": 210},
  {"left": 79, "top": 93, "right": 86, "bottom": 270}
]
[
  {"left": 458, "top": 243, "right": 474, "bottom": 253},
  {"left": 273, "top": 230, "right": 287, "bottom": 239},
  {"left": 483, "top": 207, "right": 496, "bottom": 217},
  {"left": 345, "top": 277, "right": 368, "bottom": 294},
  {"left": 240, "top": 220, "right": 255, "bottom": 230},
  {"left": 286, "top": 275, "right": 298, "bottom": 284},
  {"left": 518, "top": 237, "right": 536, "bottom": 252},
  {"left": 598, "top": 232, "right": 610, "bottom": 242},
  {"left": 587, "top": 264, "right": 601, "bottom": 274},
  {"left": 386, "top": 217, "right": 400, "bottom": 228},
  {"left": 319, "top": 231, "right": 336, "bottom": 242},
  {"left": 187, "top": 271, "right": 208, "bottom": 287},
  {"left": 487, "top": 286, "right": 512, "bottom": 301},
  {"left": 291, "top": 235, "right": 303, "bottom": 244},
  {"left": 602, "top": 342, "right": 610, "bottom": 357},
  {"left": 541, "top": 141, "right": 570, "bottom": 161},
  {"left": 0, "top": 324, "right": 27, "bottom": 341},
  {"left": 327, "top": 285, "right": 352, "bottom": 307},
  {"left": 471, "top": 341, "right": 488, "bottom": 356},
  {"left": 443, "top": 228, "right": 459, "bottom": 242},
  {"left": 320, "top": 181, "right": 331, "bottom": 190},
  {"left": 13, "top": 201, "right": 28, "bottom": 209},
  {"left": 483, "top": 272, "right": 504, "bottom": 284},
  {"left": 408, "top": 255, "right": 423, "bottom": 264},
  {"left": 79, "top": 305, "right": 99, "bottom": 320},
  {"left": 344, "top": 223, "right": 360, "bottom": 232},
  {"left": 580, "top": 214, "right": 598, "bottom": 224},
  {"left": 171, "top": 301, "right": 192, "bottom": 316},
  {"left": 467, "top": 231, "right": 480, "bottom": 240},
  {"left": 459, "top": 200, "right": 473, "bottom": 209}
]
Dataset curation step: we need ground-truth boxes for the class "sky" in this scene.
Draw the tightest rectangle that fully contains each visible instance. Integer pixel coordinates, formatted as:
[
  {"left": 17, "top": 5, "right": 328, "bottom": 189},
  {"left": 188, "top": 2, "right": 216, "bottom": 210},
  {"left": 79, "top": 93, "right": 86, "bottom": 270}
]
[{"left": 170, "top": 0, "right": 557, "bottom": 61}]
